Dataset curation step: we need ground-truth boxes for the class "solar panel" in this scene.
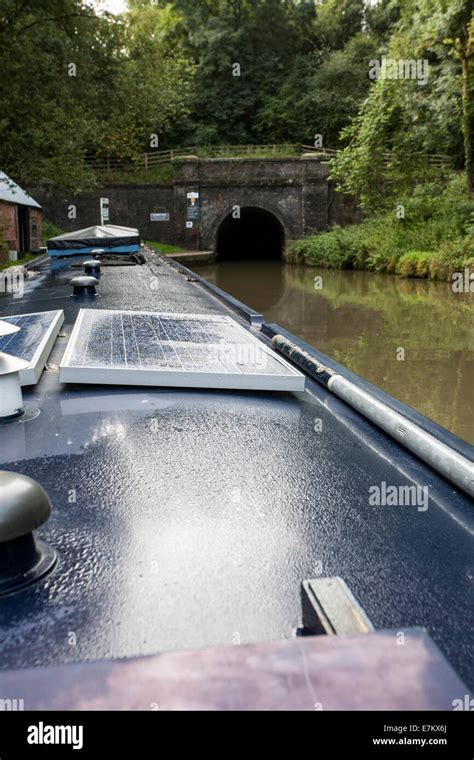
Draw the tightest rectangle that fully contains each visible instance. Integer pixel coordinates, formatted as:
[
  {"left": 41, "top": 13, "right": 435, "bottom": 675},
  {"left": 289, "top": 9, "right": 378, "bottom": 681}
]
[
  {"left": 60, "top": 309, "right": 305, "bottom": 391},
  {"left": 0, "top": 310, "right": 65, "bottom": 385}
]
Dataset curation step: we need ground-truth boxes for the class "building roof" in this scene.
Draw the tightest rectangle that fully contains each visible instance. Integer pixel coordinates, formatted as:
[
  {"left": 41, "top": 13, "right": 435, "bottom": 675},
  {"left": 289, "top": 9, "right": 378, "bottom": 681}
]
[{"left": 0, "top": 171, "right": 41, "bottom": 209}]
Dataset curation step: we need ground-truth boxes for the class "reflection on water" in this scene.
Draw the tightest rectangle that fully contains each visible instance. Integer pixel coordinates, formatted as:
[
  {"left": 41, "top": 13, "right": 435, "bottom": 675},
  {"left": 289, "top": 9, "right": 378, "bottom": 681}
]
[{"left": 199, "top": 261, "right": 474, "bottom": 444}]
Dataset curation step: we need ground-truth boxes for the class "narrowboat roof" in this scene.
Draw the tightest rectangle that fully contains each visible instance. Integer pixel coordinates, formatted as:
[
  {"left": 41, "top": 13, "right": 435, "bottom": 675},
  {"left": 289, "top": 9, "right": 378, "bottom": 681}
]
[{"left": 0, "top": 250, "right": 472, "bottom": 695}]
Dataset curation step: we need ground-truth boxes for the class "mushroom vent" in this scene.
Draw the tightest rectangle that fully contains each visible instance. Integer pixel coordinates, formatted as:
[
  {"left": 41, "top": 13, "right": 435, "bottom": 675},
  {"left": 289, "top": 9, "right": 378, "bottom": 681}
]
[
  {"left": 83, "top": 259, "right": 101, "bottom": 276},
  {"left": 70, "top": 275, "right": 98, "bottom": 296},
  {"left": 0, "top": 471, "right": 57, "bottom": 596},
  {"left": 0, "top": 320, "right": 29, "bottom": 420}
]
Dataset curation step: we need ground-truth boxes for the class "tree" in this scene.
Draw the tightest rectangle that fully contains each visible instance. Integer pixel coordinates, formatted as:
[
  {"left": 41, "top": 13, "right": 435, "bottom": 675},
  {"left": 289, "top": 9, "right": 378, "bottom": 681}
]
[
  {"left": 94, "top": 2, "right": 194, "bottom": 158},
  {"left": 0, "top": 0, "right": 194, "bottom": 188},
  {"left": 0, "top": 0, "right": 89, "bottom": 39},
  {"left": 411, "top": 0, "right": 474, "bottom": 197},
  {"left": 331, "top": 0, "right": 474, "bottom": 206},
  {"left": 172, "top": 0, "right": 318, "bottom": 144},
  {"left": 0, "top": 1, "right": 99, "bottom": 188}
]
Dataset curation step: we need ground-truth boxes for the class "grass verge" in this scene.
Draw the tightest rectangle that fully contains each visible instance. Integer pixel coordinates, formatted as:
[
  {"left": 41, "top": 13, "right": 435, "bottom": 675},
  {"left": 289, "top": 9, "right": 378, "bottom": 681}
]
[{"left": 146, "top": 241, "right": 187, "bottom": 254}]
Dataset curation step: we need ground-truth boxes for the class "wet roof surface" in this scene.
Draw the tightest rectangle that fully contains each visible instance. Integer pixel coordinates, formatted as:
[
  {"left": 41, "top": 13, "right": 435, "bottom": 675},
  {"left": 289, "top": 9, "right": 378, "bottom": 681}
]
[{"left": 0, "top": 253, "right": 473, "bottom": 687}]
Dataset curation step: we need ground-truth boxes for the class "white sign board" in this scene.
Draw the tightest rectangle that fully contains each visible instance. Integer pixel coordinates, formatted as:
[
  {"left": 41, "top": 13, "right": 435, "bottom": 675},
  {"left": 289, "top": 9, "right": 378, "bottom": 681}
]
[
  {"left": 186, "top": 221, "right": 193, "bottom": 229},
  {"left": 150, "top": 213, "right": 170, "bottom": 222},
  {"left": 100, "top": 197, "right": 109, "bottom": 225},
  {"left": 186, "top": 192, "right": 199, "bottom": 199}
]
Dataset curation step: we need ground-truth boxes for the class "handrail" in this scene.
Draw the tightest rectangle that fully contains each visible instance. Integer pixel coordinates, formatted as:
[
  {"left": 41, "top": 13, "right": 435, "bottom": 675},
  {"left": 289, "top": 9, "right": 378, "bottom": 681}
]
[{"left": 86, "top": 143, "right": 451, "bottom": 173}]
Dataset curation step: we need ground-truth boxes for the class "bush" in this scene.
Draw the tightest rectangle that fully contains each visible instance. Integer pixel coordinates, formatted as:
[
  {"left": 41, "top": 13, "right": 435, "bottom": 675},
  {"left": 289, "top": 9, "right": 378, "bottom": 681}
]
[
  {"left": 42, "top": 220, "right": 63, "bottom": 242},
  {"left": 290, "top": 174, "right": 474, "bottom": 280},
  {"left": 289, "top": 219, "right": 401, "bottom": 271},
  {"left": 396, "top": 251, "right": 434, "bottom": 278},
  {"left": 428, "top": 236, "right": 474, "bottom": 280},
  {"left": 290, "top": 227, "right": 355, "bottom": 269},
  {"left": 428, "top": 255, "right": 449, "bottom": 281}
]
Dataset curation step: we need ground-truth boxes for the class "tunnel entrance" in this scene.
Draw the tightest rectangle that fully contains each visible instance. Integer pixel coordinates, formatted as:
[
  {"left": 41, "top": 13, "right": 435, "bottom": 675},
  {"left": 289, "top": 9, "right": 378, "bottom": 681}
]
[{"left": 216, "top": 207, "right": 284, "bottom": 260}]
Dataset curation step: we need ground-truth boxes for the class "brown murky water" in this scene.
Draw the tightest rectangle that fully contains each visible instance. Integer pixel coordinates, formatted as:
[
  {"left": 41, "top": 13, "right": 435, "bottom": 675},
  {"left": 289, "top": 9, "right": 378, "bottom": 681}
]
[{"left": 199, "top": 260, "right": 474, "bottom": 445}]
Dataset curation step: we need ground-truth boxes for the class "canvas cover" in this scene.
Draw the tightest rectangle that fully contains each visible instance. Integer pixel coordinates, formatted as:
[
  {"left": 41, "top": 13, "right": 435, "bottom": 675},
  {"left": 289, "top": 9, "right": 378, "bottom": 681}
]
[{"left": 47, "top": 225, "right": 140, "bottom": 256}]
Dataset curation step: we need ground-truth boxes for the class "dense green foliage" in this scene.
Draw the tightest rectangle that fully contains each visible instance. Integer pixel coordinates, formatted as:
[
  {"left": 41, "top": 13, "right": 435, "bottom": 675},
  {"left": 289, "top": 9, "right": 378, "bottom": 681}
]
[
  {"left": 330, "top": 0, "right": 474, "bottom": 205},
  {"left": 0, "top": 0, "right": 192, "bottom": 189},
  {"left": 168, "top": 0, "right": 387, "bottom": 146},
  {"left": 290, "top": 176, "right": 474, "bottom": 278},
  {"left": 0, "top": 0, "right": 397, "bottom": 189},
  {"left": 0, "top": 0, "right": 472, "bottom": 216},
  {"left": 42, "top": 220, "right": 64, "bottom": 241}
]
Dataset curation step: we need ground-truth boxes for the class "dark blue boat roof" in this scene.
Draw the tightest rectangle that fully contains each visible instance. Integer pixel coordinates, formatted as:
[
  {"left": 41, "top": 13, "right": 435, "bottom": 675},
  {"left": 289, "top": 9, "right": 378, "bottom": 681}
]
[{"left": 0, "top": 253, "right": 473, "bottom": 688}]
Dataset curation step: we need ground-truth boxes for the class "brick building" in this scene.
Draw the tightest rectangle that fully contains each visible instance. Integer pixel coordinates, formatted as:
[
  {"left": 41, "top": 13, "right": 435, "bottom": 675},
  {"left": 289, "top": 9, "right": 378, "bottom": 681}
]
[{"left": 0, "top": 172, "right": 42, "bottom": 264}]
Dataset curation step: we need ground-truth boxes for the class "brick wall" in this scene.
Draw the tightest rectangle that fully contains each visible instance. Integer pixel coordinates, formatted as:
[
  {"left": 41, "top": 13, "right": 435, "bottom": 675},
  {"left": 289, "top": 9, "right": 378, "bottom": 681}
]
[
  {"left": 28, "top": 184, "right": 175, "bottom": 245},
  {"left": 29, "top": 208, "right": 43, "bottom": 252},
  {"left": 28, "top": 158, "right": 361, "bottom": 253},
  {"left": 0, "top": 202, "right": 43, "bottom": 259},
  {"left": 328, "top": 183, "right": 363, "bottom": 227},
  {"left": 0, "top": 200, "right": 18, "bottom": 257}
]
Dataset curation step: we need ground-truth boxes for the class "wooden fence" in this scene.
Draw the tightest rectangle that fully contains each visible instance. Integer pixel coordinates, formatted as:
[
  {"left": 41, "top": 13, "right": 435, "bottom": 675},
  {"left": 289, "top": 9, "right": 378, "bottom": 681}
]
[{"left": 86, "top": 144, "right": 450, "bottom": 174}]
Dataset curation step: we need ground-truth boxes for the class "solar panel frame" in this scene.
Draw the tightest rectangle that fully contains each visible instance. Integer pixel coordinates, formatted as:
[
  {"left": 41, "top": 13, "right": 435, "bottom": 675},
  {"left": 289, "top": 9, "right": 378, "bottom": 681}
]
[
  {"left": 60, "top": 309, "right": 305, "bottom": 392},
  {"left": 0, "top": 310, "right": 65, "bottom": 385}
]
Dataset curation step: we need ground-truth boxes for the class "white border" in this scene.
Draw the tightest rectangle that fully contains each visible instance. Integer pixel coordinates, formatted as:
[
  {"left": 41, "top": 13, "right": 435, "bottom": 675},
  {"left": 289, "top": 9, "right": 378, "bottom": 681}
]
[
  {"left": 60, "top": 309, "right": 305, "bottom": 392},
  {"left": 0, "top": 310, "right": 65, "bottom": 385}
]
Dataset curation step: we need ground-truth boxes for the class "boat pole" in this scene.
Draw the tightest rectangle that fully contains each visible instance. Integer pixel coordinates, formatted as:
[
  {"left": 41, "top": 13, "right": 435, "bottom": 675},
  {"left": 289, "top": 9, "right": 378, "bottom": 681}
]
[{"left": 272, "top": 334, "right": 474, "bottom": 498}]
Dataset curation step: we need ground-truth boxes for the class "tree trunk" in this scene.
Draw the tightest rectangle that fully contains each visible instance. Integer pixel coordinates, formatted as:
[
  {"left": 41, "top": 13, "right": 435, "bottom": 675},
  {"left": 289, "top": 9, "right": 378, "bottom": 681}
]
[{"left": 461, "top": 54, "right": 474, "bottom": 199}]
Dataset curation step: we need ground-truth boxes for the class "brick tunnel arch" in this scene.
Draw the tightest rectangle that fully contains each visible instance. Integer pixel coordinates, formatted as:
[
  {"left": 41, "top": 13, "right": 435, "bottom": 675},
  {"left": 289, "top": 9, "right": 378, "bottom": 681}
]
[{"left": 215, "top": 206, "right": 285, "bottom": 260}]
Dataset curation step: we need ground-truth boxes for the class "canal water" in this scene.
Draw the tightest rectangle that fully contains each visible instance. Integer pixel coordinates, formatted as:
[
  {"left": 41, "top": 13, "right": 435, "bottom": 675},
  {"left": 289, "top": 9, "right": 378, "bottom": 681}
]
[{"left": 198, "top": 260, "right": 474, "bottom": 445}]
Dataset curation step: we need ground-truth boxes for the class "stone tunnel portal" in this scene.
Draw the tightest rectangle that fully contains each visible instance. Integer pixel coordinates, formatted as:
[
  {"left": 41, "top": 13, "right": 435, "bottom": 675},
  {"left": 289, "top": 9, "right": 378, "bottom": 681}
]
[{"left": 216, "top": 207, "right": 285, "bottom": 261}]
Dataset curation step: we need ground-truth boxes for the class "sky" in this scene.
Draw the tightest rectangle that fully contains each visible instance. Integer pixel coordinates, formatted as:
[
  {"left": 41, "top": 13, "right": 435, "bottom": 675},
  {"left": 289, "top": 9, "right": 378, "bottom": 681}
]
[
  {"left": 92, "top": 0, "right": 128, "bottom": 14},
  {"left": 92, "top": 0, "right": 382, "bottom": 14}
]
